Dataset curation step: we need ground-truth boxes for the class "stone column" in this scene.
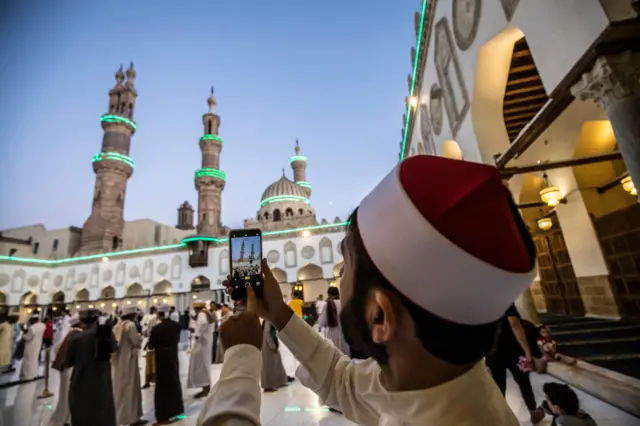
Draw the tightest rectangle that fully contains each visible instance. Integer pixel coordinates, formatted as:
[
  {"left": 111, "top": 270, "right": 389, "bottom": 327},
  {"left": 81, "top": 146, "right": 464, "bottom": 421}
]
[{"left": 571, "top": 51, "right": 640, "bottom": 196}]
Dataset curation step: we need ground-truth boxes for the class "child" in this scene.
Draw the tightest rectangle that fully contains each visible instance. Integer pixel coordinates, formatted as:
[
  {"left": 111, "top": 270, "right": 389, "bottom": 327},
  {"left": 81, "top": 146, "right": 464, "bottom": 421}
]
[
  {"left": 541, "top": 382, "right": 598, "bottom": 426},
  {"left": 537, "top": 325, "right": 577, "bottom": 365}
]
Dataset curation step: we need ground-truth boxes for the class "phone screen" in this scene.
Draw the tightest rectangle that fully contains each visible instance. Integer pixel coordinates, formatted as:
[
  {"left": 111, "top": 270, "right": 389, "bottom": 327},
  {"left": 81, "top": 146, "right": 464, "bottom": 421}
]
[{"left": 229, "top": 229, "right": 263, "bottom": 299}]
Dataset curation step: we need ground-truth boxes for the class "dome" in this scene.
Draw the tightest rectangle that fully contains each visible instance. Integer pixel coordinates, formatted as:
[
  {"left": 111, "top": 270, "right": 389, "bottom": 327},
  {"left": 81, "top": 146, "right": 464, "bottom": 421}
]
[{"left": 261, "top": 175, "right": 309, "bottom": 203}]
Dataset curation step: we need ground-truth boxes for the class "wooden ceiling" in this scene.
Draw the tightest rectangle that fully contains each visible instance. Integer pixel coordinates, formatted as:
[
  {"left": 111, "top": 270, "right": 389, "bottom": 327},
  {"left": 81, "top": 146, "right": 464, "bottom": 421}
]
[{"left": 503, "top": 38, "right": 549, "bottom": 143}]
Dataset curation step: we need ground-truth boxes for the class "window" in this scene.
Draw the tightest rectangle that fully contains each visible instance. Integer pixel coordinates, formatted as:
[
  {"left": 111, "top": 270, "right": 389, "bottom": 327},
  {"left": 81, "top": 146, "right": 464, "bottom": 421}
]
[
  {"left": 52, "top": 239, "right": 59, "bottom": 251},
  {"left": 207, "top": 121, "right": 212, "bottom": 135},
  {"left": 128, "top": 103, "right": 133, "bottom": 118},
  {"left": 285, "top": 208, "right": 294, "bottom": 217},
  {"left": 273, "top": 209, "right": 282, "bottom": 222},
  {"left": 9, "top": 248, "right": 17, "bottom": 257},
  {"left": 112, "top": 236, "right": 118, "bottom": 250},
  {"left": 298, "top": 209, "right": 304, "bottom": 215},
  {"left": 33, "top": 242, "right": 39, "bottom": 255}
]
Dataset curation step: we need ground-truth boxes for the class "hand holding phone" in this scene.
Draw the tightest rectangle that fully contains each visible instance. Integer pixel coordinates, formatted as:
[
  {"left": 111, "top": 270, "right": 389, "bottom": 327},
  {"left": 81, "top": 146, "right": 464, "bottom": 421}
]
[{"left": 228, "top": 229, "right": 264, "bottom": 300}]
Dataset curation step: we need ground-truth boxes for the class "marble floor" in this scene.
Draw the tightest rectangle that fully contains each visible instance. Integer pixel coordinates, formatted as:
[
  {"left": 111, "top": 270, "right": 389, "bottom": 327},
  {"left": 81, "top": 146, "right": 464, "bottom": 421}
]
[{"left": 1, "top": 344, "right": 639, "bottom": 426}]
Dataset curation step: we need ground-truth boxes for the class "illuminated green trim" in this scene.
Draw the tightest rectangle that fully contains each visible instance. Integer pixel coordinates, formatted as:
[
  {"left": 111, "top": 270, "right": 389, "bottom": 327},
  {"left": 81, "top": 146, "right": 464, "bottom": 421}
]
[
  {"left": 182, "top": 222, "right": 349, "bottom": 244},
  {"left": 400, "top": 0, "right": 428, "bottom": 161},
  {"left": 195, "top": 168, "right": 226, "bottom": 181},
  {"left": 100, "top": 114, "right": 137, "bottom": 130},
  {"left": 0, "top": 244, "right": 184, "bottom": 266},
  {"left": 260, "top": 195, "right": 310, "bottom": 207},
  {"left": 92, "top": 152, "right": 135, "bottom": 168},
  {"left": 200, "top": 134, "right": 223, "bottom": 144},
  {"left": 290, "top": 156, "right": 307, "bottom": 164},
  {"left": 296, "top": 181, "right": 312, "bottom": 190}
]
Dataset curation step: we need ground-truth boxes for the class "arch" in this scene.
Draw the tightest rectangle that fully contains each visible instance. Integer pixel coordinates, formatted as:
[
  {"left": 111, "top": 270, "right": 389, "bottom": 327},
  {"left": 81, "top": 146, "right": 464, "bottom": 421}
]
[
  {"left": 153, "top": 280, "right": 172, "bottom": 295},
  {"left": 52, "top": 291, "right": 65, "bottom": 303},
  {"left": 126, "top": 282, "right": 144, "bottom": 297},
  {"left": 21, "top": 291, "right": 37, "bottom": 305},
  {"left": 297, "top": 263, "right": 323, "bottom": 281},
  {"left": 442, "top": 140, "right": 463, "bottom": 160},
  {"left": 298, "top": 208, "right": 304, "bottom": 215},
  {"left": 471, "top": 26, "right": 526, "bottom": 164},
  {"left": 0, "top": 291, "right": 6, "bottom": 306},
  {"left": 271, "top": 267, "right": 287, "bottom": 283},
  {"left": 319, "top": 237, "right": 334, "bottom": 264},
  {"left": 75, "top": 288, "right": 89, "bottom": 301},
  {"left": 285, "top": 208, "right": 294, "bottom": 217},
  {"left": 264, "top": 212, "right": 270, "bottom": 221},
  {"left": 333, "top": 262, "right": 344, "bottom": 278},
  {"left": 191, "top": 275, "right": 211, "bottom": 292},
  {"left": 100, "top": 285, "right": 116, "bottom": 299},
  {"left": 273, "top": 209, "right": 282, "bottom": 222},
  {"left": 219, "top": 249, "right": 229, "bottom": 275}
]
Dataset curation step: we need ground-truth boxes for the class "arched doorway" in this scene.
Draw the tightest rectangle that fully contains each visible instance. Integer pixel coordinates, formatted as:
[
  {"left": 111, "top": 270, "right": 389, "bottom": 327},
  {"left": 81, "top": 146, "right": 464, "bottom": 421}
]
[
  {"left": 20, "top": 291, "right": 38, "bottom": 319},
  {"left": 297, "top": 263, "right": 325, "bottom": 302},
  {"left": 152, "top": 280, "right": 174, "bottom": 306},
  {"left": 124, "top": 282, "right": 146, "bottom": 310},
  {"left": 519, "top": 175, "right": 584, "bottom": 316}
]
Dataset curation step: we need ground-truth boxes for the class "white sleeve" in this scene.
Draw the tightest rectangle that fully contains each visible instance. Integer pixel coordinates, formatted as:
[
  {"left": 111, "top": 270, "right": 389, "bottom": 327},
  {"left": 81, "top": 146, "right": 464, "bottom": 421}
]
[
  {"left": 194, "top": 313, "right": 207, "bottom": 339},
  {"left": 196, "top": 344, "right": 262, "bottom": 426},
  {"left": 278, "top": 314, "right": 381, "bottom": 426}
]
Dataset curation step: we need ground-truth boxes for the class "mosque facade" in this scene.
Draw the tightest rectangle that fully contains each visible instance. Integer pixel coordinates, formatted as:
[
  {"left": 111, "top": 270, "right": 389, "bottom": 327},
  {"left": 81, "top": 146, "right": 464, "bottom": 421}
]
[{"left": 0, "top": 65, "right": 346, "bottom": 314}]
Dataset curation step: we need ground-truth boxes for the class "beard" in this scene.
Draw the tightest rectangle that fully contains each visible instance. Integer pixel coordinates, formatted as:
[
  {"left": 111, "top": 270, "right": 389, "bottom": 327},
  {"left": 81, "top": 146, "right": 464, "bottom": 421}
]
[{"left": 340, "top": 299, "right": 389, "bottom": 365}]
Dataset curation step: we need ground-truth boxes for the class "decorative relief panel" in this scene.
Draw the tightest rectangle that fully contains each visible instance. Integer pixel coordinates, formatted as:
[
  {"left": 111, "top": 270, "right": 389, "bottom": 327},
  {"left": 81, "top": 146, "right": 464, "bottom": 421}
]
[
  {"left": 301, "top": 246, "right": 315, "bottom": 260},
  {"left": 429, "top": 84, "right": 444, "bottom": 136},
  {"left": 319, "top": 237, "right": 334, "bottom": 264},
  {"left": 77, "top": 272, "right": 87, "bottom": 284},
  {"left": 267, "top": 250, "right": 280, "bottom": 264},
  {"left": 142, "top": 259, "right": 153, "bottom": 282},
  {"left": 157, "top": 263, "right": 168, "bottom": 276},
  {"left": 115, "top": 263, "right": 126, "bottom": 286},
  {"left": 452, "top": 0, "right": 481, "bottom": 51},
  {"left": 419, "top": 103, "right": 436, "bottom": 156},
  {"left": 129, "top": 266, "right": 140, "bottom": 279},
  {"left": 170, "top": 256, "right": 182, "bottom": 280},
  {"left": 102, "top": 269, "right": 113, "bottom": 282},
  {"left": 11, "top": 270, "right": 26, "bottom": 293},
  {"left": 65, "top": 269, "right": 76, "bottom": 291},
  {"left": 54, "top": 275, "right": 63, "bottom": 288},
  {"left": 284, "top": 241, "right": 297, "bottom": 268},
  {"left": 434, "top": 17, "right": 470, "bottom": 139},
  {"left": 219, "top": 250, "right": 229, "bottom": 276},
  {"left": 40, "top": 272, "right": 50, "bottom": 294},
  {"left": 89, "top": 266, "right": 99, "bottom": 288},
  {"left": 0, "top": 273, "right": 9, "bottom": 288},
  {"left": 27, "top": 275, "right": 39, "bottom": 288},
  {"left": 499, "top": 0, "right": 520, "bottom": 21}
]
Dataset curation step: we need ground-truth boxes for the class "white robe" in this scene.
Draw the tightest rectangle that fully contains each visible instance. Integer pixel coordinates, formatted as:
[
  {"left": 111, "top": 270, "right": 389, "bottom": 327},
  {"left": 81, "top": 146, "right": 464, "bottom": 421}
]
[
  {"left": 187, "top": 310, "right": 214, "bottom": 389},
  {"left": 196, "top": 314, "right": 520, "bottom": 426},
  {"left": 112, "top": 320, "right": 143, "bottom": 425},
  {"left": 49, "top": 326, "right": 81, "bottom": 426},
  {"left": 20, "top": 322, "right": 45, "bottom": 381},
  {"left": 317, "top": 299, "right": 349, "bottom": 355}
]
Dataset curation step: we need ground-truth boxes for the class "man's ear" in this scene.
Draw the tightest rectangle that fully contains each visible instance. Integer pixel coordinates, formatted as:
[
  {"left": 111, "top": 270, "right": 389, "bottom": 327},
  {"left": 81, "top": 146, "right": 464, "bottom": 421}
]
[{"left": 367, "top": 289, "right": 396, "bottom": 344}]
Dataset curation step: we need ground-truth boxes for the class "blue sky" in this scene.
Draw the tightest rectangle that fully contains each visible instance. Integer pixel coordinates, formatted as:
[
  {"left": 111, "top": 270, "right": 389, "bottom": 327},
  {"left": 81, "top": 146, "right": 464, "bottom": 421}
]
[{"left": 0, "top": 0, "right": 416, "bottom": 231}]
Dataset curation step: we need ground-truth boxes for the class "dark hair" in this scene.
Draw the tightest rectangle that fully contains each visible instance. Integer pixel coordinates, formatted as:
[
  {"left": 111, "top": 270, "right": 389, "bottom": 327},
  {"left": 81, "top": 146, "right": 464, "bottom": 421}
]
[
  {"left": 293, "top": 291, "right": 303, "bottom": 299},
  {"left": 346, "top": 209, "right": 499, "bottom": 365},
  {"left": 543, "top": 382, "right": 580, "bottom": 415},
  {"left": 327, "top": 286, "right": 340, "bottom": 298}
]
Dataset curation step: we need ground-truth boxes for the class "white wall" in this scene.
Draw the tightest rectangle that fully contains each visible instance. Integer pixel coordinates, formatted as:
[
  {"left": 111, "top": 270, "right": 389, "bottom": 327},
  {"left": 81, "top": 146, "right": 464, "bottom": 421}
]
[
  {"left": 408, "top": 0, "right": 609, "bottom": 164},
  {"left": 0, "top": 230, "right": 345, "bottom": 306},
  {"left": 0, "top": 224, "right": 81, "bottom": 259}
]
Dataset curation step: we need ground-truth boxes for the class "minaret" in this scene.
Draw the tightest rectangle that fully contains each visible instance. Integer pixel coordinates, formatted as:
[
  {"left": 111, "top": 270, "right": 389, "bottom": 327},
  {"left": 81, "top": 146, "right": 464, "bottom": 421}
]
[
  {"left": 239, "top": 239, "right": 245, "bottom": 261},
  {"left": 176, "top": 201, "right": 195, "bottom": 230},
  {"left": 291, "top": 139, "right": 311, "bottom": 197},
  {"left": 195, "top": 87, "right": 226, "bottom": 235},
  {"left": 78, "top": 63, "right": 137, "bottom": 254}
]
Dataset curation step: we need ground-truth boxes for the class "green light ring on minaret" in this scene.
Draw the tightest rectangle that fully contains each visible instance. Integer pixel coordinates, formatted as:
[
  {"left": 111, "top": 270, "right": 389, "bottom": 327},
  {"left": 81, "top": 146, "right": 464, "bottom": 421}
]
[
  {"left": 92, "top": 152, "right": 135, "bottom": 168},
  {"left": 296, "top": 181, "right": 312, "bottom": 190},
  {"left": 100, "top": 114, "right": 137, "bottom": 130},
  {"left": 195, "top": 168, "right": 226, "bottom": 181},
  {"left": 260, "top": 195, "right": 310, "bottom": 207},
  {"left": 200, "top": 134, "right": 223, "bottom": 144},
  {"left": 289, "top": 155, "right": 307, "bottom": 164}
]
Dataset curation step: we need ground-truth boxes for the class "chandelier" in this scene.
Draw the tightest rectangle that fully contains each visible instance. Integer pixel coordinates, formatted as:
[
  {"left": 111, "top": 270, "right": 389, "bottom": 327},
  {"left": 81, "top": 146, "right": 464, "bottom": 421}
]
[{"left": 540, "top": 173, "right": 562, "bottom": 207}]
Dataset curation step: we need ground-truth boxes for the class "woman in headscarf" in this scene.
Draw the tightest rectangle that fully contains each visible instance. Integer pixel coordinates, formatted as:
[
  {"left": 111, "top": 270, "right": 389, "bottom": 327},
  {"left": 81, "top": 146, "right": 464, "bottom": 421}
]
[
  {"left": 317, "top": 286, "right": 349, "bottom": 354},
  {"left": 49, "top": 314, "right": 82, "bottom": 426}
]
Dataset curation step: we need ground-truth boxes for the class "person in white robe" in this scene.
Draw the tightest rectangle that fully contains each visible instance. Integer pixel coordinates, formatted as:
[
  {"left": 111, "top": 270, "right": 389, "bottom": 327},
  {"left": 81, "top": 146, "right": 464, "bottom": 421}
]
[
  {"left": 195, "top": 157, "right": 545, "bottom": 425},
  {"left": 53, "top": 311, "right": 72, "bottom": 357},
  {"left": 48, "top": 314, "right": 82, "bottom": 426},
  {"left": 187, "top": 300, "right": 215, "bottom": 398},
  {"left": 20, "top": 315, "right": 45, "bottom": 381},
  {"left": 0, "top": 311, "right": 13, "bottom": 371},
  {"left": 214, "top": 304, "right": 233, "bottom": 364},
  {"left": 142, "top": 305, "right": 160, "bottom": 389},
  {"left": 316, "top": 286, "right": 348, "bottom": 354},
  {"left": 112, "top": 306, "right": 146, "bottom": 426}
]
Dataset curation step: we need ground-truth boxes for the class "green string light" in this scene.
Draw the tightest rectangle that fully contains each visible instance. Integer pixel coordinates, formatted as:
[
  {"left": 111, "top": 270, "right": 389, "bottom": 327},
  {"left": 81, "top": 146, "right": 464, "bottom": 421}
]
[
  {"left": 260, "top": 195, "right": 310, "bottom": 207},
  {"left": 400, "top": 0, "right": 428, "bottom": 161},
  {"left": 296, "top": 181, "right": 312, "bottom": 190},
  {"left": 289, "top": 156, "right": 308, "bottom": 164},
  {"left": 100, "top": 114, "right": 137, "bottom": 130},
  {"left": 200, "top": 134, "right": 223, "bottom": 144},
  {"left": 195, "top": 168, "right": 226, "bottom": 181},
  {"left": 92, "top": 152, "right": 135, "bottom": 168}
]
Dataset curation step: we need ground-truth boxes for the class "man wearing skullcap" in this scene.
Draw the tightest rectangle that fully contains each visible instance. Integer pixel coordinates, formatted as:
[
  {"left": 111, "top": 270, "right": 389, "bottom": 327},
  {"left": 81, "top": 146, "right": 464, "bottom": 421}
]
[
  {"left": 20, "top": 313, "right": 45, "bottom": 381},
  {"left": 187, "top": 300, "right": 215, "bottom": 398},
  {"left": 112, "top": 306, "right": 146, "bottom": 426},
  {"left": 148, "top": 304, "right": 184, "bottom": 424},
  {"left": 65, "top": 308, "right": 117, "bottom": 426},
  {"left": 198, "top": 156, "right": 537, "bottom": 425},
  {"left": 49, "top": 315, "right": 82, "bottom": 426}
]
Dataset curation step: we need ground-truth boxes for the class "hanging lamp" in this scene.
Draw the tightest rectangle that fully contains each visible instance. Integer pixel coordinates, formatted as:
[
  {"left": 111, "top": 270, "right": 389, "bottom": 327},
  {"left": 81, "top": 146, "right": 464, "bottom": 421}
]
[
  {"left": 621, "top": 175, "right": 637, "bottom": 196},
  {"left": 540, "top": 173, "right": 562, "bottom": 207},
  {"left": 536, "top": 208, "right": 553, "bottom": 231}
]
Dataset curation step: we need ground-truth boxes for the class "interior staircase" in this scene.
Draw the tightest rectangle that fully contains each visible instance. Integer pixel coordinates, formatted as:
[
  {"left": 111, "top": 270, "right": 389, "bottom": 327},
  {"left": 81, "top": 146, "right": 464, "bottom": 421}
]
[{"left": 539, "top": 313, "right": 640, "bottom": 380}]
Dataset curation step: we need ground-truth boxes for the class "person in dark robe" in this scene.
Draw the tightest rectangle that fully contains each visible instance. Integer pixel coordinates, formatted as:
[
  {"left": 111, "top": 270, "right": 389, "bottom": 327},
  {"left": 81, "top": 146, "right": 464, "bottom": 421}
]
[
  {"left": 64, "top": 308, "right": 117, "bottom": 426},
  {"left": 148, "top": 304, "right": 184, "bottom": 425}
]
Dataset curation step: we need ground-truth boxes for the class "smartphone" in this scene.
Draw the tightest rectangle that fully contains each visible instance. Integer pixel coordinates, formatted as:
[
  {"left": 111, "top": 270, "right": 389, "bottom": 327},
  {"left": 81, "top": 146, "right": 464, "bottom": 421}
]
[{"left": 228, "top": 228, "right": 264, "bottom": 300}]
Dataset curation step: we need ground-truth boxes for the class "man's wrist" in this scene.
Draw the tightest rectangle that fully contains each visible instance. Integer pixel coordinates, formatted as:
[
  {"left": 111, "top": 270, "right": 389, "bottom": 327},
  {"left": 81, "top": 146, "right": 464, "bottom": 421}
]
[{"left": 272, "top": 305, "right": 294, "bottom": 331}]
